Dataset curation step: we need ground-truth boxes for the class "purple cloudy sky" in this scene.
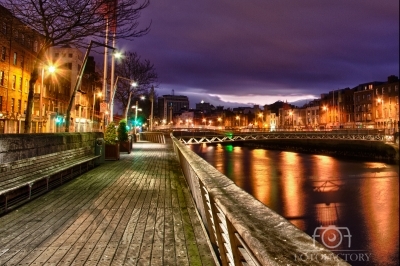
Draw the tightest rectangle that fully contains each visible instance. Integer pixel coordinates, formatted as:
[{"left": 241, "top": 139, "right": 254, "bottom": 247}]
[{"left": 119, "top": 0, "right": 399, "bottom": 108}]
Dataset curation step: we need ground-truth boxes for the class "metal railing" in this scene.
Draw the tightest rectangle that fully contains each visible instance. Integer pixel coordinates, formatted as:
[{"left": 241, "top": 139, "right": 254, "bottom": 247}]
[
  {"left": 171, "top": 135, "right": 349, "bottom": 266},
  {"left": 174, "top": 130, "right": 395, "bottom": 145},
  {"left": 139, "top": 132, "right": 166, "bottom": 143}
]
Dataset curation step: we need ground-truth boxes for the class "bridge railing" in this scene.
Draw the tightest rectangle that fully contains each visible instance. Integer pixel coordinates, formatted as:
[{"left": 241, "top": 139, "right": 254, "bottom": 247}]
[
  {"left": 171, "top": 135, "right": 349, "bottom": 266},
  {"left": 174, "top": 130, "right": 395, "bottom": 144}
]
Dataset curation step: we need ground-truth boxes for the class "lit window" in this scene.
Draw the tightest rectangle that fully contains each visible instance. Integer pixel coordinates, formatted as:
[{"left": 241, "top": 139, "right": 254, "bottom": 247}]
[
  {"left": 12, "top": 75, "right": 16, "bottom": 89},
  {"left": 13, "top": 52, "right": 17, "bottom": 65},
  {"left": 11, "top": 98, "right": 14, "bottom": 112},
  {"left": 0, "top": 70, "right": 4, "bottom": 86}
]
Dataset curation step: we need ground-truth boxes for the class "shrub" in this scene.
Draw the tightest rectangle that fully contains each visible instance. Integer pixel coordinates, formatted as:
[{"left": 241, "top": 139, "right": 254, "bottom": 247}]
[
  {"left": 118, "top": 119, "right": 129, "bottom": 142},
  {"left": 104, "top": 121, "right": 118, "bottom": 144}
]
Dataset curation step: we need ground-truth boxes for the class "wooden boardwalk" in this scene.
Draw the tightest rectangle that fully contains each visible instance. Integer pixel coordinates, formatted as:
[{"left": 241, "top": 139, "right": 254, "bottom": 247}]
[{"left": 0, "top": 140, "right": 217, "bottom": 266}]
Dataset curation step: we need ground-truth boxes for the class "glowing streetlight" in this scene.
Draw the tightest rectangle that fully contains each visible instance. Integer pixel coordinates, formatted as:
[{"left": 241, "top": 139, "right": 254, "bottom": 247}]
[{"left": 39, "top": 64, "right": 56, "bottom": 132}]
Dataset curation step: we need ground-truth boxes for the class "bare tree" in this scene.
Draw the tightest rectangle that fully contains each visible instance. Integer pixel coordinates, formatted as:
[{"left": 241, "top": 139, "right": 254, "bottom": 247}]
[
  {"left": 0, "top": 0, "right": 150, "bottom": 133},
  {"left": 114, "top": 51, "right": 158, "bottom": 116}
]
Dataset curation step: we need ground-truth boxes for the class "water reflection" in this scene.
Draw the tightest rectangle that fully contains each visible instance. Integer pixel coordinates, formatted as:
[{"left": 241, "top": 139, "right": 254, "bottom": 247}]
[{"left": 189, "top": 143, "right": 399, "bottom": 266}]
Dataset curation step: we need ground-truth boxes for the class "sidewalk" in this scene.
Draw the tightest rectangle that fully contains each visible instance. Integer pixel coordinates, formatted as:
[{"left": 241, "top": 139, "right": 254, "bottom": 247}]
[{"left": 0, "top": 140, "right": 217, "bottom": 266}]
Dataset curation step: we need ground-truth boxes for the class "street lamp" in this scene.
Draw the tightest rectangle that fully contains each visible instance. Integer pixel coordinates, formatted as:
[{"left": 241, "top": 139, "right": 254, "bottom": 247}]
[
  {"left": 39, "top": 64, "right": 56, "bottom": 132},
  {"left": 218, "top": 117, "right": 222, "bottom": 127},
  {"left": 132, "top": 97, "right": 144, "bottom": 134},
  {"left": 110, "top": 76, "right": 137, "bottom": 122},
  {"left": 65, "top": 40, "right": 115, "bottom": 132}
]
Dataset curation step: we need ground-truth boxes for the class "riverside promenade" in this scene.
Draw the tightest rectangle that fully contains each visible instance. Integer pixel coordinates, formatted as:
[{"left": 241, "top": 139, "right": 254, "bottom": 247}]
[{"left": 0, "top": 139, "right": 217, "bottom": 266}]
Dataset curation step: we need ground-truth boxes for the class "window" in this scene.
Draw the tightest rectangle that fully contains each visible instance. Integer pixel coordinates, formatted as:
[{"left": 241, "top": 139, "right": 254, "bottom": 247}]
[
  {"left": 11, "top": 98, "right": 14, "bottom": 112},
  {"left": 13, "top": 52, "right": 17, "bottom": 65},
  {"left": 19, "top": 77, "right": 22, "bottom": 91},
  {"left": 14, "top": 30, "right": 18, "bottom": 40},
  {"left": 69, "top": 53, "right": 73, "bottom": 58},
  {"left": 12, "top": 75, "right": 16, "bottom": 89},
  {"left": 25, "top": 79, "right": 29, "bottom": 93},
  {"left": 0, "top": 96, "right": 2, "bottom": 111},
  {"left": 18, "top": 99, "right": 21, "bottom": 113},
  {"left": 20, "top": 55, "right": 24, "bottom": 68},
  {"left": 1, "top": 46, "right": 5, "bottom": 61},
  {"left": 0, "top": 70, "right": 4, "bottom": 86}
]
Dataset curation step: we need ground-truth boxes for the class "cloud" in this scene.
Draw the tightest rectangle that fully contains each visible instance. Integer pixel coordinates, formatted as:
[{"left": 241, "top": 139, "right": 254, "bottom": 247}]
[{"left": 121, "top": 0, "right": 399, "bottom": 108}]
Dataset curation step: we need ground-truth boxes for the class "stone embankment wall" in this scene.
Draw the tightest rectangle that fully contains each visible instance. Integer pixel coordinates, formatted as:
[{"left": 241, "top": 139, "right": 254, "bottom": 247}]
[
  {"left": 239, "top": 139, "right": 399, "bottom": 163},
  {"left": 0, "top": 132, "right": 103, "bottom": 164}
]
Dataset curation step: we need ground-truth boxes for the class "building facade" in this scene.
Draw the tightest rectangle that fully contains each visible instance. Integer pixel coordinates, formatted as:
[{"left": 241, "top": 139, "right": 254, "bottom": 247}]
[
  {"left": 157, "top": 95, "right": 189, "bottom": 123},
  {"left": 0, "top": 5, "right": 44, "bottom": 133}
]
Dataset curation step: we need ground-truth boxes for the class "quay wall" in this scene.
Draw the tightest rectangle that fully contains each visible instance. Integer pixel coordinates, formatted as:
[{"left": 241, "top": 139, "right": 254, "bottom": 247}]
[
  {"left": 171, "top": 135, "right": 349, "bottom": 265},
  {"left": 238, "top": 139, "right": 399, "bottom": 163}
]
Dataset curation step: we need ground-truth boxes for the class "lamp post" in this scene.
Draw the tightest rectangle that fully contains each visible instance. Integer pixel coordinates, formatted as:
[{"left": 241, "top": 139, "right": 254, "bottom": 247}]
[
  {"left": 132, "top": 98, "right": 143, "bottom": 134},
  {"left": 39, "top": 65, "right": 56, "bottom": 132},
  {"left": 110, "top": 75, "right": 136, "bottom": 122},
  {"left": 92, "top": 91, "right": 102, "bottom": 131},
  {"left": 65, "top": 40, "right": 115, "bottom": 132},
  {"left": 149, "top": 86, "right": 154, "bottom": 131}
]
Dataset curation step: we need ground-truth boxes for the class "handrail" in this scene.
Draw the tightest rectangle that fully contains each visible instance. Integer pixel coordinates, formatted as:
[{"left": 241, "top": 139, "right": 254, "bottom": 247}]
[
  {"left": 171, "top": 134, "right": 349, "bottom": 265},
  {"left": 174, "top": 131, "right": 395, "bottom": 144}
]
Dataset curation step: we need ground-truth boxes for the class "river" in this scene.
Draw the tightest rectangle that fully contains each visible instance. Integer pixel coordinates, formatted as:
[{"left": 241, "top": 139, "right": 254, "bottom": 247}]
[{"left": 189, "top": 143, "right": 399, "bottom": 266}]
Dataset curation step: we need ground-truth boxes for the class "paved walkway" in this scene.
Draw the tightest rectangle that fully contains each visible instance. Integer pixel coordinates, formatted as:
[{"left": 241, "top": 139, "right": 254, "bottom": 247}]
[{"left": 0, "top": 140, "right": 217, "bottom": 266}]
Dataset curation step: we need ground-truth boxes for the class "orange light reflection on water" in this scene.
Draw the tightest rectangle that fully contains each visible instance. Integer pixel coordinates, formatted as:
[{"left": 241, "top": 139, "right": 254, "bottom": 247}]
[
  {"left": 249, "top": 149, "right": 272, "bottom": 207},
  {"left": 361, "top": 173, "right": 399, "bottom": 265},
  {"left": 279, "top": 152, "right": 306, "bottom": 229}
]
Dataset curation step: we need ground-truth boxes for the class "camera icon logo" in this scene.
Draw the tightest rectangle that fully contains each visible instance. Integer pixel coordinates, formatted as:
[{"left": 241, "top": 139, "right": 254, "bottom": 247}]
[{"left": 312, "top": 225, "right": 352, "bottom": 249}]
